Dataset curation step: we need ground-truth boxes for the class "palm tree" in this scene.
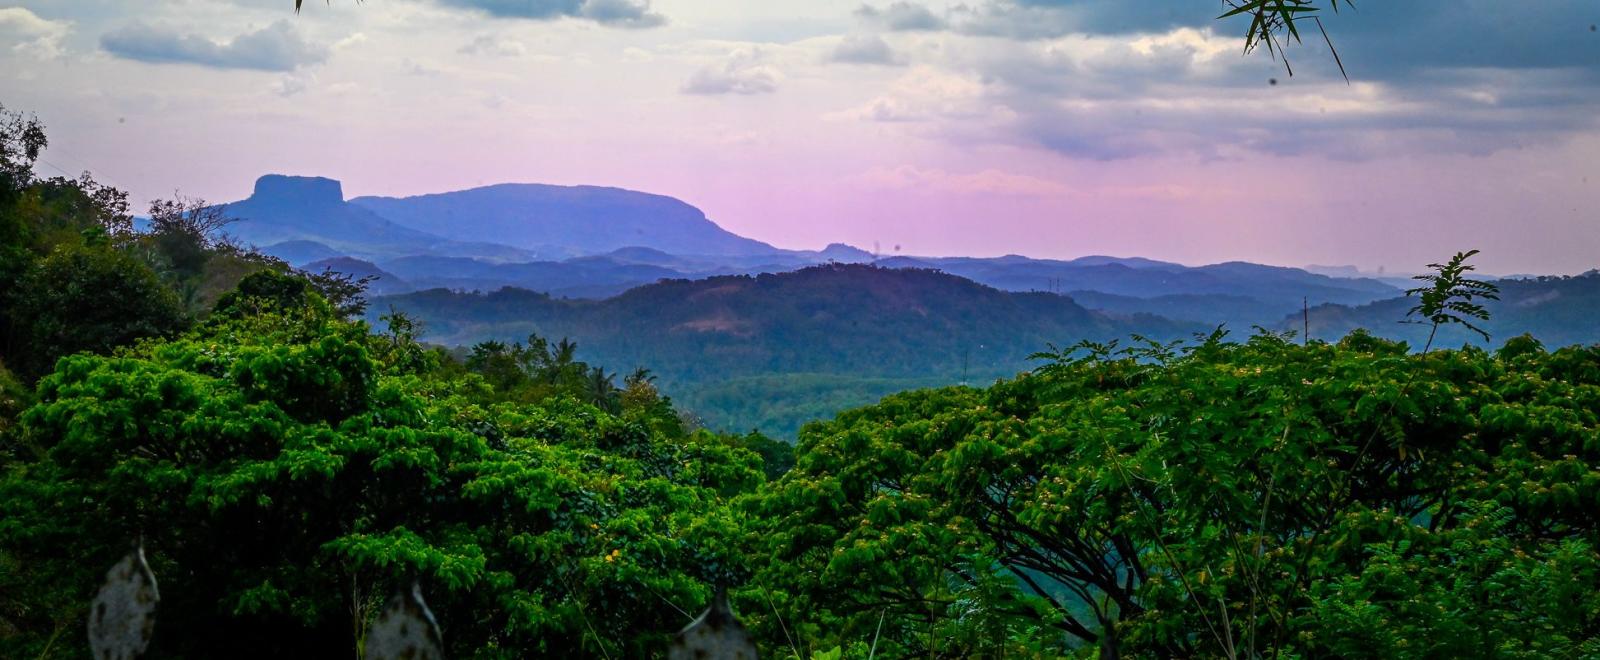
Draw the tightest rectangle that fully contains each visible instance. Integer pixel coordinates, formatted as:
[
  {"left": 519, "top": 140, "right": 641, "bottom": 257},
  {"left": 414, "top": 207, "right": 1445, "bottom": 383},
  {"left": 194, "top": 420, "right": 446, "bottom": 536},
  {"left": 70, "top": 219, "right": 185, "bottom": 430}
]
[
  {"left": 587, "top": 367, "right": 619, "bottom": 412},
  {"left": 624, "top": 367, "right": 655, "bottom": 388}
]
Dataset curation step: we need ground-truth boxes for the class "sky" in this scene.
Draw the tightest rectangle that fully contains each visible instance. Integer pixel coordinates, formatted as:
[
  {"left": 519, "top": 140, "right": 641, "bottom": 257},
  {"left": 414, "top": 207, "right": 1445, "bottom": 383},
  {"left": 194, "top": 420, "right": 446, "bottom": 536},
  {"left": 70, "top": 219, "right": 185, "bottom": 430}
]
[{"left": 2, "top": 0, "right": 1598, "bottom": 274}]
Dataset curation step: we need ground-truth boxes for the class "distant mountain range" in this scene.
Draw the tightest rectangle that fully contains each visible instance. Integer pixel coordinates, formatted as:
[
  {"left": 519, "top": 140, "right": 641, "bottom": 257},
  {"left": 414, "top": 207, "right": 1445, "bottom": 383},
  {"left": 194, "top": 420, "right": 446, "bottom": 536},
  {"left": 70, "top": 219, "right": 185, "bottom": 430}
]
[
  {"left": 204, "top": 173, "right": 1598, "bottom": 437},
  {"left": 217, "top": 173, "right": 1404, "bottom": 326}
]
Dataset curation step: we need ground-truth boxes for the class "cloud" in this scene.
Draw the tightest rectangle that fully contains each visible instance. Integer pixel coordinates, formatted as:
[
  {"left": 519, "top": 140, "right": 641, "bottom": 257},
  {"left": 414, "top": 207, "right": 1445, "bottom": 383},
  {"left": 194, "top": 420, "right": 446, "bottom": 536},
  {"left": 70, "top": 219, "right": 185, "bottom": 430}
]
[
  {"left": 830, "top": 34, "right": 902, "bottom": 66},
  {"left": 275, "top": 71, "right": 315, "bottom": 97},
  {"left": 0, "top": 7, "right": 71, "bottom": 60},
  {"left": 682, "top": 48, "right": 782, "bottom": 95},
  {"left": 822, "top": 4, "right": 1600, "bottom": 163},
  {"left": 829, "top": 67, "right": 1002, "bottom": 123},
  {"left": 579, "top": 0, "right": 667, "bottom": 28},
  {"left": 100, "top": 20, "right": 328, "bottom": 72},
  {"left": 985, "top": 23, "right": 1600, "bottom": 159},
  {"left": 459, "top": 34, "right": 526, "bottom": 57},
  {"left": 438, "top": 0, "right": 665, "bottom": 28},
  {"left": 937, "top": 0, "right": 1600, "bottom": 80},
  {"left": 856, "top": 2, "right": 946, "bottom": 31},
  {"left": 333, "top": 33, "right": 368, "bottom": 51}
]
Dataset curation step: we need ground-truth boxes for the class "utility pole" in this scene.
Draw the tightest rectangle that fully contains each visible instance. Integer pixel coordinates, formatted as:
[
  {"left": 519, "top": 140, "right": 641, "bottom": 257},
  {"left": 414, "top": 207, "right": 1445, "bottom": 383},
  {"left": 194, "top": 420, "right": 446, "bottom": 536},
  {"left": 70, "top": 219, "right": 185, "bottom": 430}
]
[{"left": 1303, "top": 296, "right": 1309, "bottom": 345}]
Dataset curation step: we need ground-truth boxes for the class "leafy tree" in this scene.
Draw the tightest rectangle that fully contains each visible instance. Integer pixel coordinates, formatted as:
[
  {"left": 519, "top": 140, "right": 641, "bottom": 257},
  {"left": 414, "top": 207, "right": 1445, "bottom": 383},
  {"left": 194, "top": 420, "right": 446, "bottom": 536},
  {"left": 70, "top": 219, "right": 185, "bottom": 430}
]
[
  {"left": 1221, "top": 0, "right": 1352, "bottom": 79},
  {"left": 0, "top": 358, "right": 27, "bottom": 452},
  {"left": 745, "top": 330, "right": 1600, "bottom": 657},
  {"left": 726, "top": 431, "right": 795, "bottom": 481},
  {"left": 0, "top": 104, "right": 45, "bottom": 193},
  {"left": 212, "top": 269, "right": 329, "bottom": 319},
  {"left": 145, "top": 195, "right": 235, "bottom": 280},
  {"left": 0, "top": 282, "right": 765, "bottom": 658},
  {"left": 461, "top": 333, "right": 630, "bottom": 413},
  {"left": 9, "top": 242, "right": 186, "bottom": 380},
  {"left": 304, "top": 266, "right": 378, "bottom": 318},
  {"left": 1404, "top": 248, "right": 1501, "bottom": 351},
  {"left": 1, "top": 105, "right": 163, "bottom": 375}
]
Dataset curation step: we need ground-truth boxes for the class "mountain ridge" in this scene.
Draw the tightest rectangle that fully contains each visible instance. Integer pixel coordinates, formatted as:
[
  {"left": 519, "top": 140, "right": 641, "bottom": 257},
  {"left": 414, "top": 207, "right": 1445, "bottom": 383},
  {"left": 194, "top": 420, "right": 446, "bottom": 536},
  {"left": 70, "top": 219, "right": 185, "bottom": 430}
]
[
  {"left": 222, "top": 175, "right": 538, "bottom": 263},
  {"left": 349, "top": 182, "right": 783, "bottom": 258}
]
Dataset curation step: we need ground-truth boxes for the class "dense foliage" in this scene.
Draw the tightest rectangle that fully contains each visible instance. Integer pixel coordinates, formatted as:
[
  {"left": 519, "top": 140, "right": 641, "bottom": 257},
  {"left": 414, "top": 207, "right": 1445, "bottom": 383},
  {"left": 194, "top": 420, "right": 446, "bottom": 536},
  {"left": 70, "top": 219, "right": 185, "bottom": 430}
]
[
  {"left": 743, "top": 330, "right": 1600, "bottom": 657},
  {"left": 678, "top": 373, "right": 950, "bottom": 441},
  {"left": 0, "top": 104, "right": 374, "bottom": 386},
  {"left": 0, "top": 276, "right": 767, "bottom": 658},
  {"left": 0, "top": 107, "right": 769, "bottom": 658}
]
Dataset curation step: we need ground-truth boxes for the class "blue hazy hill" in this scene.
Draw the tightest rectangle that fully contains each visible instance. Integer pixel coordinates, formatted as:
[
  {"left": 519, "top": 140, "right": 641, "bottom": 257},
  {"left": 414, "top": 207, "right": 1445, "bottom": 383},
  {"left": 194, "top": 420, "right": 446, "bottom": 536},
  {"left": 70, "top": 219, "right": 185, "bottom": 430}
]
[
  {"left": 220, "top": 175, "right": 536, "bottom": 262},
  {"left": 350, "top": 183, "right": 782, "bottom": 257}
]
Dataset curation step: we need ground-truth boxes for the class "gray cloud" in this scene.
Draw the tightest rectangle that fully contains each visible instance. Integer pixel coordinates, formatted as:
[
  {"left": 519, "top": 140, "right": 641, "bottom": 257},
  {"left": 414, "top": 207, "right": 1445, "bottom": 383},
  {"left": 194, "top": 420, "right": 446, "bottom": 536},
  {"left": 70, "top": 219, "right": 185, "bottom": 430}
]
[
  {"left": 988, "top": 61, "right": 1600, "bottom": 161},
  {"left": 946, "top": 0, "right": 1600, "bottom": 78},
  {"left": 856, "top": 2, "right": 946, "bottom": 31},
  {"left": 579, "top": 0, "right": 666, "bottom": 28},
  {"left": 943, "top": 0, "right": 1217, "bottom": 42},
  {"left": 100, "top": 20, "right": 327, "bottom": 72},
  {"left": 830, "top": 34, "right": 903, "bottom": 66},
  {"left": 848, "top": 0, "right": 1600, "bottom": 161},
  {"left": 438, "top": 0, "right": 665, "bottom": 28},
  {"left": 682, "top": 48, "right": 781, "bottom": 95}
]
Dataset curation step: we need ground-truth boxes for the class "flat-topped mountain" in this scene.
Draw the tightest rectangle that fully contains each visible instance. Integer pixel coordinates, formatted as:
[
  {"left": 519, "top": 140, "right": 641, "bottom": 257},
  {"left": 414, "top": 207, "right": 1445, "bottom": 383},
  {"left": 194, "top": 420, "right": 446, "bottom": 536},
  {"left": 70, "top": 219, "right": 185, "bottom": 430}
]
[{"left": 222, "top": 175, "right": 536, "bottom": 262}]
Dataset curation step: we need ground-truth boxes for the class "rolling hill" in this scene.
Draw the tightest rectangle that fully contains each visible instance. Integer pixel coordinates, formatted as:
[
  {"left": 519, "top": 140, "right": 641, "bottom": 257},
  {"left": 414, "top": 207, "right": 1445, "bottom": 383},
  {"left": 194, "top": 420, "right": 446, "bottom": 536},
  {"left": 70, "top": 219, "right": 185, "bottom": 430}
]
[
  {"left": 1299, "top": 272, "right": 1600, "bottom": 349},
  {"left": 370, "top": 263, "right": 1202, "bottom": 437}
]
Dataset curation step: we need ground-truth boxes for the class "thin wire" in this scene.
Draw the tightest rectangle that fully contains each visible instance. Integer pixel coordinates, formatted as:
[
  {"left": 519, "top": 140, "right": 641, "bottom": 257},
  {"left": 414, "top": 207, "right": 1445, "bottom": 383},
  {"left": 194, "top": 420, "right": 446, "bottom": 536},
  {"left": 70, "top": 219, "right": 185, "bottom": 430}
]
[{"left": 33, "top": 156, "right": 76, "bottom": 179}]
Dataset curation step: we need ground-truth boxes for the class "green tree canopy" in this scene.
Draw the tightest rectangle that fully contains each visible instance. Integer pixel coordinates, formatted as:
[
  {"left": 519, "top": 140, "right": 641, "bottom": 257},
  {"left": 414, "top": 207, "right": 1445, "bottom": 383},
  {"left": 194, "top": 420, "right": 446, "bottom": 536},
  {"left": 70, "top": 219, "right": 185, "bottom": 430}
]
[
  {"left": 0, "top": 286, "right": 767, "bottom": 658},
  {"left": 745, "top": 330, "right": 1600, "bottom": 657}
]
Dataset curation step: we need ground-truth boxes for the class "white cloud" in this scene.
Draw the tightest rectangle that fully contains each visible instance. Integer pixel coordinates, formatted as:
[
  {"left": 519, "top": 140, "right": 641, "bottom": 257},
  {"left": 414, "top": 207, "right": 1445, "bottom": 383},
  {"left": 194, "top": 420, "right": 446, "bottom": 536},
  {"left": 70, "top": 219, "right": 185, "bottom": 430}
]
[
  {"left": 0, "top": 7, "right": 72, "bottom": 60},
  {"left": 829, "top": 67, "right": 1002, "bottom": 122},
  {"left": 333, "top": 33, "right": 368, "bottom": 51},
  {"left": 682, "top": 47, "right": 782, "bottom": 95}
]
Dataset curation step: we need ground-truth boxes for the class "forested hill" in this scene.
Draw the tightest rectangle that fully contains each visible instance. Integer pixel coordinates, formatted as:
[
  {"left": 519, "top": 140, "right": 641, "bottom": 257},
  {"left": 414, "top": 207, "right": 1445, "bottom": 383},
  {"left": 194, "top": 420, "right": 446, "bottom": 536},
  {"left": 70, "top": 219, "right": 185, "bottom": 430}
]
[
  {"left": 375, "top": 263, "right": 1198, "bottom": 379},
  {"left": 1301, "top": 272, "right": 1600, "bottom": 348},
  {"left": 371, "top": 264, "right": 1202, "bottom": 435}
]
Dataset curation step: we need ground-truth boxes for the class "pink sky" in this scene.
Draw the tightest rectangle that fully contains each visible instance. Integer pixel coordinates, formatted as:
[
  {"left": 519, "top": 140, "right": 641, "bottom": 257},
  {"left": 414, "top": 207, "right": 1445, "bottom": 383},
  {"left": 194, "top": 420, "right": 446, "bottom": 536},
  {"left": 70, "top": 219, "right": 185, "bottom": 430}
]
[{"left": 5, "top": 1, "right": 1599, "bottom": 274}]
